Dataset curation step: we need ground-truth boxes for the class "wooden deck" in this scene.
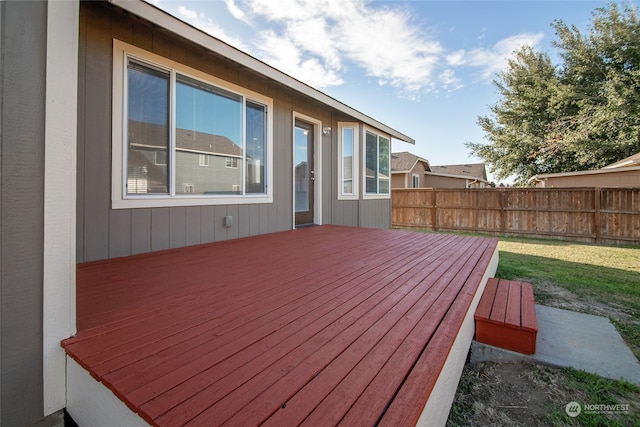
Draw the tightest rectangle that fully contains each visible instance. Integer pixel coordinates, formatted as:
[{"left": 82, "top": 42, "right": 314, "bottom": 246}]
[{"left": 62, "top": 225, "right": 498, "bottom": 426}]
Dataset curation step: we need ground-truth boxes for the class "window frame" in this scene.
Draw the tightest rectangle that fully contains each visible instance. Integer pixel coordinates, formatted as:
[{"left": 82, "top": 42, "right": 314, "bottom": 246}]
[
  {"left": 112, "top": 39, "right": 273, "bottom": 209},
  {"left": 362, "top": 126, "right": 391, "bottom": 199},
  {"left": 337, "top": 122, "right": 359, "bottom": 200}
]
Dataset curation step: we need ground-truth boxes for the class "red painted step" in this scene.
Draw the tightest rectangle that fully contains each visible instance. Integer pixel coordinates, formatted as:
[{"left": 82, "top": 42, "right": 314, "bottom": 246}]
[{"left": 474, "top": 278, "right": 538, "bottom": 355}]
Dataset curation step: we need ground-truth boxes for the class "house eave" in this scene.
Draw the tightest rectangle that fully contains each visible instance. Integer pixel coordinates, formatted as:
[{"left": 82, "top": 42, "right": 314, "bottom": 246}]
[
  {"left": 424, "top": 171, "right": 489, "bottom": 183},
  {"left": 530, "top": 165, "right": 640, "bottom": 182},
  {"left": 108, "top": 0, "right": 415, "bottom": 144}
]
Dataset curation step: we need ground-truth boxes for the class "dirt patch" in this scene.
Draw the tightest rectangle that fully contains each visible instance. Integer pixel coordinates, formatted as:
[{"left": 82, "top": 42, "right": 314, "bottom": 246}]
[
  {"left": 533, "top": 281, "right": 634, "bottom": 321},
  {"left": 448, "top": 360, "right": 640, "bottom": 426},
  {"left": 448, "top": 361, "right": 572, "bottom": 426}
]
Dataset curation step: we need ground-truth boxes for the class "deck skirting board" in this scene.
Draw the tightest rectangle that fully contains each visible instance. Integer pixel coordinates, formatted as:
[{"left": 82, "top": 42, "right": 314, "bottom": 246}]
[
  {"left": 66, "top": 356, "right": 150, "bottom": 427},
  {"left": 416, "top": 245, "right": 499, "bottom": 427}
]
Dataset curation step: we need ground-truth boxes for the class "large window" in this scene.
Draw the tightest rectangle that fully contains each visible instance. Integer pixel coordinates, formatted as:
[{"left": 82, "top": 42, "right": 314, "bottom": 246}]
[
  {"left": 113, "top": 40, "right": 272, "bottom": 208},
  {"left": 364, "top": 129, "right": 390, "bottom": 196},
  {"left": 338, "top": 122, "right": 359, "bottom": 199}
]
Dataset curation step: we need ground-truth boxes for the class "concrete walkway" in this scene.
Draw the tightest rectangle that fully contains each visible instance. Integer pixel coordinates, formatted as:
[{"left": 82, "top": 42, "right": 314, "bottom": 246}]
[{"left": 471, "top": 304, "right": 640, "bottom": 385}]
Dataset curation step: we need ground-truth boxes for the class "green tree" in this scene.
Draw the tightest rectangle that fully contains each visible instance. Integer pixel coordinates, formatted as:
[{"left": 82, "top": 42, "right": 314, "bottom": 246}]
[{"left": 468, "top": 3, "right": 640, "bottom": 185}]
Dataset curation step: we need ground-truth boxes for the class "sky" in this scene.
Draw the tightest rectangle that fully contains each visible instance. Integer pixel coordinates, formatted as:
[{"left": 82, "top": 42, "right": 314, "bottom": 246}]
[{"left": 148, "top": 0, "right": 632, "bottom": 184}]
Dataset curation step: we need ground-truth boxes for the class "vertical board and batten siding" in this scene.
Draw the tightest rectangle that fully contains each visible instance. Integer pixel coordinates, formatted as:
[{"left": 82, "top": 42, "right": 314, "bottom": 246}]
[
  {"left": 78, "top": 2, "right": 384, "bottom": 263},
  {"left": 393, "top": 187, "right": 640, "bottom": 246},
  {"left": 0, "top": 2, "right": 47, "bottom": 425}
]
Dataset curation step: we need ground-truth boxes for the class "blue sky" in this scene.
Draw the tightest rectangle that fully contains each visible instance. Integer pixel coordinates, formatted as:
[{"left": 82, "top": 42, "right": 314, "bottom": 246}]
[{"left": 149, "top": 0, "right": 631, "bottom": 184}]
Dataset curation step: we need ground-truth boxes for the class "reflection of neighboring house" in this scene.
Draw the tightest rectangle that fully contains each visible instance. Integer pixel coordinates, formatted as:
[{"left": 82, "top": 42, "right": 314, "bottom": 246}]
[
  {"left": 391, "top": 152, "right": 430, "bottom": 188},
  {"left": 427, "top": 163, "right": 490, "bottom": 188},
  {"left": 365, "top": 167, "right": 390, "bottom": 193},
  {"left": 128, "top": 120, "right": 248, "bottom": 194},
  {"left": 530, "top": 152, "right": 640, "bottom": 187}
]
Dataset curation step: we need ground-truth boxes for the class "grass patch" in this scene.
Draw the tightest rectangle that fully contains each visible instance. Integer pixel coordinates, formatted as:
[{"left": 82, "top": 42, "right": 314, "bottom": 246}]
[
  {"left": 546, "top": 368, "right": 640, "bottom": 426},
  {"left": 497, "top": 238, "right": 640, "bottom": 313}
]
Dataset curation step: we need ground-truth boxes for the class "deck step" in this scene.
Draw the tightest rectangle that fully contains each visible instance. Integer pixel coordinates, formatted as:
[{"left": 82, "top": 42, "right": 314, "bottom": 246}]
[{"left": 474, "top": 278, "right": 538, "bottom": 355}]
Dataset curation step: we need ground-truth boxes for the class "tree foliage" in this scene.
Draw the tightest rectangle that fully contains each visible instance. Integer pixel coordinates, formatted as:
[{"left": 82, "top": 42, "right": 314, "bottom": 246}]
[{"left": 467, "top": 3, "right": 640, "bottom": 185}]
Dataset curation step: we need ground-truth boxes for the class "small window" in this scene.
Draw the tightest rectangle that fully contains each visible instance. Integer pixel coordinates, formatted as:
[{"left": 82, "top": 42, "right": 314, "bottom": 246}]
[
  {"left": 365, "top": 129, "right": 390, "bottom": 197},
  {"left": 338, "top": 122, "right": 359, "bottom": 200},
  {"left": 155, "top": 151, "right": 167, "bottom": 165},
  {"left": 199, "top": 154, "right": 209, "bottom": 167},
  {"left": 226, "top": 157, "right": 238, "bottom": 169},
  {"left": 412, "top": 174, "right": 420, "bottom": 188}
]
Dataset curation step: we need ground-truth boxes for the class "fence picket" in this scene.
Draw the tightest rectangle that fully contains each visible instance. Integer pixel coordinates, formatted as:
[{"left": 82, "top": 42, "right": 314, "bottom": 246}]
[{"left": 392, "top": 187, "right": 639, "bottom": 246}]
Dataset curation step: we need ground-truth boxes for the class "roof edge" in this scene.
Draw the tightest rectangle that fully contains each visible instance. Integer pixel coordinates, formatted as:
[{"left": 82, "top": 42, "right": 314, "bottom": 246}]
[
  {"left": 108, "top": 0, "right": 415, "bottom": 144},
  {"left": 530, "top": 165, "right": 640, "bottom": 181},
  {"left": 424, "top": 171, "right": 490, "bottom": 182}
]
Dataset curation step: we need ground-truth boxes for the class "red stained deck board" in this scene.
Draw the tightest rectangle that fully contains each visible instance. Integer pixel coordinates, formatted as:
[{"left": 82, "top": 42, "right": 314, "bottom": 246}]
[
  {"left": 143, "top": 234, "right": 454, "bottom": 425},
  {"left": 125, "top": 233, "right": 446, "bottom": 419},
  {"left": 218, "top": 237, "right": 485, "bottom": 427},
  {"left": 505, "top": 281, "right": 522, "bottom": 327},
  {"left": 474, "top": 277, "right": 498, "bottom": 321},
  {"left": 489, "top": 279, "right": 509, "bottom": 323},
  {"left": 521, "top": 282, "right": 538, "bottom": 332},
  {"left": 62, "top": 226, "right": 498, "bottom": 427}
]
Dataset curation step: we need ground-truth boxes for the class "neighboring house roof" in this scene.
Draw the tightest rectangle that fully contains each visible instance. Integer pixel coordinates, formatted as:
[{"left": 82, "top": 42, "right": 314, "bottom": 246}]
[
  {"left": 429, "top": 163, "right": 488, "bottom": 181},
  {"left": 390, "top": 151, "right": 431, "bottom": 173},
  {"left": 129, "top": 120, "right": 243, "bottom": 158},
  {"left": 530, "top": 152, "right": 640, "bottom": 183},
  {"left": 530, "top": 165, "right": 640, "bottom": 181},
  {"left": 603, "top": 152, "right": 640, "bottom": 169},
  {"left": 109, "top": 0, "right": 414, "bottom": 144}
]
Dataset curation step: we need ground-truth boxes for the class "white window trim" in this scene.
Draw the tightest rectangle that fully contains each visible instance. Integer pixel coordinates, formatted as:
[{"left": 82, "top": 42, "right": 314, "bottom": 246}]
[
  {"left": 362, "top": 125, "right": 391, "bottom": 200},
  {"left": 412, "top": 174, "right": 420, "bottom": 188},
  {"left": 112, "top": 39, "right": 273, "bottom": 209},
  {"left": 337, "top": 122, "right": 359, "bottom": 200},
  {"left": 292, "top": 112, "right": 323, "bottom": 227}
]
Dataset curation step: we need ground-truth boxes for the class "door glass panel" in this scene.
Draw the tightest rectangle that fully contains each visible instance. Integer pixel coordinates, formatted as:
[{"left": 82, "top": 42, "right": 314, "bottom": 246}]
[{"left": 294, "top": 125, "right": 310, "bottom": 212}]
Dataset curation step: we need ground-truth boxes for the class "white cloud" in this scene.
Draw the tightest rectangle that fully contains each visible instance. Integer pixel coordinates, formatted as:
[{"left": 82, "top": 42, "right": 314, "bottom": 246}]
[
  {"left": 454, "top": 32, "right": 544, "bottom": 82},
  {"left": 255, "top": 30, "right": 345, "bottom": 87},
  {"left": 446, "top": 50, "right": 466, "bottom": 67},
  {"left": 228, "top": 0, "right": 444, "bottom": 94},
  {"left": 155, "top": 1, "right": 544, "bottom": 97},
  {"left": 439, "top": 69, "right": 463, "bottom": 92},
  {"left": 171, "top": 5, "right": 250, "bottom": 52}
]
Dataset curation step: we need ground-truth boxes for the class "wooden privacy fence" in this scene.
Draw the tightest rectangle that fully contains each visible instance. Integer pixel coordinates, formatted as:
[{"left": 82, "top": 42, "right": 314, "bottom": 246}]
[{"left": 392, "top": 187, "right": 640, "bottom": 246}]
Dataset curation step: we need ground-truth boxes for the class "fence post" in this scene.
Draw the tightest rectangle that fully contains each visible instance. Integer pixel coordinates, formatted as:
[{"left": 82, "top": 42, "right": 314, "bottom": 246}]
[
  {"left": 500, "top": 188, "right": 506, "bottom": 235},
  {"left": 594, "top": 187, "right": 601, "bottom": 244},
  {"left": 432, "top": 188, "right": 438, "bottom": 232}
]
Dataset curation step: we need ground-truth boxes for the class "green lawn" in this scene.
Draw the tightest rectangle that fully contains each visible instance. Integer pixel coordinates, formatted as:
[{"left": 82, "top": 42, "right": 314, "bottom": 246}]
[{"left": 497, "top": 237, "right": 640, "bottom": 318}]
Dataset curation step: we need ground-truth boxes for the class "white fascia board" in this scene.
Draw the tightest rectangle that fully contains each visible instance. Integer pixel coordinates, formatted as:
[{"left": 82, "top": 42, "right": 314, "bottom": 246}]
[
  {"left": 108, "top": 0, "right": 414, "bottom": 144},
  {"left": 425, "top": 171, "right": 489, "bottom": 183},
  {"left": 533, "top": 165, "right": 640, "bottom": 180}
]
